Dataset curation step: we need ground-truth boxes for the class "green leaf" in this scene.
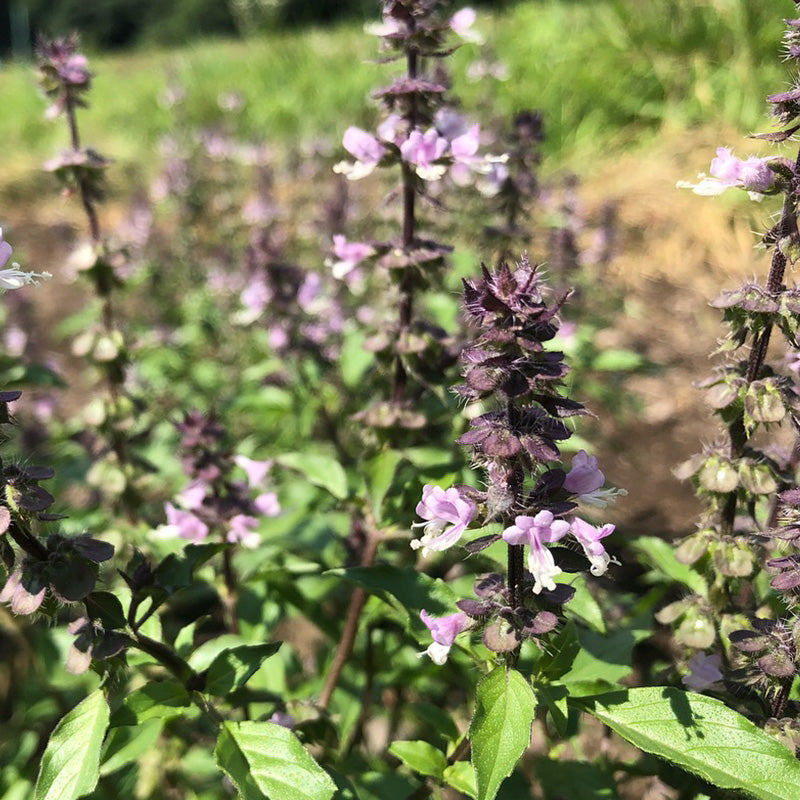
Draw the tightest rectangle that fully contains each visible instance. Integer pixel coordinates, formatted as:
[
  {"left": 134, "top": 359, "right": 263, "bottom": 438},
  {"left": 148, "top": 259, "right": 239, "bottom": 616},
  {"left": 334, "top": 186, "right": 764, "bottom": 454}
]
[
  {"left": 534, "top": 682, "right": 569, "bottom": 737},
  {"left": 559, "top": 577, "right": 606, "bottom": 633},
  {"left": 364, "top": 449, "right": 405, "bottom": 523},
  {"left": 591, "top": 348, "right": 644, "bottom": 371},
  {"left": 276, "top": 453, "right": 348, "bottom": 500},
  {"left": 326, "top": 565, "right": 456, "bottom": 633},
  {"left": 110, "top": 680, "right": 191, "bottom": 726},
  {"left": 154, "top": 542, "right": 226, "bottom": 593},
  {"left": 561, "top": 628, "right": 651, "bottom": 688},
  {"left": 100, "top": 717, "right": 163, "bottom": 776},
  {"left": 631, "top": 536, "right": 708, "bottom": 594},
  {"left": 339, "top": 330, "right": 373, "bottom": 388},
  {"left": 205, "top": 642, "right": 282, "bottom": 696},
  {"left": 33, "top": 689, "right": 110, "bottom": 800},
  {"left": 84, "top": 591, "right": 126, "bottom": 629},
  {"left": 1, "top": 780, "right": 34, "bottom": 800},
  {"left": 215, "top": 721, "right": 336, "bottom": 800},
  {"left": 469, "top": 668, "right": 535, "bottom": 800},
  {"left": 531, "top": 757, "right": 619, "bottom": 799},
  {"left": 389, "top": 740, "right": 446, "bottom": 780},
  {"left": 188, "top": 634, "right": 247, "bottom": 672},
  {"left": 537, "top": 621, "right": 580, "bottom": 680},
  {"left": 442, "top": 761, "right": 477, "bottom": 799},
  {"left": 576, "top": 687, "right": 800, "bottom": 800}
]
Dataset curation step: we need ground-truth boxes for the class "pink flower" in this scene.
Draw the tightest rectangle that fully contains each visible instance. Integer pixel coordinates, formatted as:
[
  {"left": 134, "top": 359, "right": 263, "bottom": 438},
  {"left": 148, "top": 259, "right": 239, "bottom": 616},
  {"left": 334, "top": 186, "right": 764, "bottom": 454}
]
[
  {"left": 179, "top": 481, "right": 207, "bottom": 511},
  {"left": 475, "top": 160, "right": 510, "bottom": 197},
  {"left": 364, "top": 14, "right": 404, "bottom": 37},
  {"left": 420, "top": 609, "right": 470, "bottom": 664},
  {"left": 334, "top": 127, "right": 387, "bottom": 180},
  {"left": 711, "top": 147, "right": 774, "bottom": 193},
  {"left": 502, "top": 511, "right": 570, "bottom": 594},
  {"left": 450, "top": 124, "right": 480, "bottom": 162},
  {"left": 400, "top": 129, "right": 449, "bottom": 180},
  {"left": 411, "top": 485, "right": 477, "bottom": 554},
  {"left": 570, "top": 517, "right": 616, "bottom": 576},
  {"left": 564, "top": 450, "right": 605, "bottom": 495},
  {"left": 163, "top": 503, "right": 209, "bottom": 543},
  {"left": 329, "top": 235, "right": 375, "bottom": 280},
  {"left": 682, "top": 652, "right": 723, "bottom": 692},
  {"left": 678, "top": 147, "right": 776, "bottom": 198},
  {"left": 254, "top": 492, "right": 281, "bottom": 516},
  {"left": 450, "top": 7, "right": 483, "bottom": 44},
  {"left": 61, "top": 53, "right": 90, "bottom": 84},
  {"left": 227, "top": 514, "right": 261, "bottom": 548},
  {"left": 269, "top": 711, "right": 296, "bottom": 728},
  {"left": 564, "top": 450, "right": 623, "bottom": 508},
  {"left": 65, "top": 617, "right": 94, "bottom": 675},
  {"left": 297, "top": 272, "right": 321, "bottom": 311},
  {"left": 0, "top": 568, "right": 46, "bottom": 615},
  {"left": 235, "top": 455, "right": 273, "bottom": 487},
  {"left": 0, "top": 229, "right": 12, "bottom": 269},
  {"left": 377, "top": 114, "right": 405, "bottom": 145}
]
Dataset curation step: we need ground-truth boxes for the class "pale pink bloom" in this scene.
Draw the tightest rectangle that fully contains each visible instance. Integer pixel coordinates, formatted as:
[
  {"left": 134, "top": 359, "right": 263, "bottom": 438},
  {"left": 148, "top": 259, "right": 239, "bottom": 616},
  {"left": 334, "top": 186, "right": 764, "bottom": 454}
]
[
  {"left": 570, "top": 517, "right": 616, "bottom": 576},
  {"left": 254, "top": 492, "right": 281, "bottom": 517},
  {"left": 502, "top": 511, "right": 571, "bottom": 593},
  {"left": 434, "top": 108, "right": 471, "bottom": 139},
  {"left": 364, "top": 14, "right": 404, "bottom": 37},
  {"left": 682, "top": 652, "right": 723, "bottom": 692},
  {"left": 709, "top": 147, "right": 742, "bottom": 183},
  {"left": 4, "top": 325, "right": 27, "bottom": 356},
  {"left": 330, "top": 235, "right": 375, "bottom": 280},
  {"left": 564, "top": 450, "right": 623, "bottom": 508},
  {"left": 450, "top": 124, "right": 481, "bottom": 162},
  {"left": 164, "top": 503, "right": 209, "bottom": 543},
  {"left": 678, "top": 147, "right": 775, "bottom": 199},
  {"left": 235, "top": 455, "right": 273, "bottom": 487},
  {"left": 475, "top": 160, "right": 510, "bottom": 197},
  {"left": 564, "top": 450, "right": 605, "bottom": 495},
  {"left": 237, "top": 279, "right": 270, "bottom": 324},
  {"left": 450, "top": 7, "right": 483, "bottom": 44},
  {"left": 447, "top": 124, "right": 493, "bottom": 186},
  {"left": 400, "top": 129, "right": 449, "bottom": 180},
  {"left": 269, "top": 711, "right": 296, "bottom": 728},
  {"left": 0, "top": 568, "right": 46, "bottom": 615},
  {"left": 60, "top": 53, "right": 90, "bottom": 85},
  {"left": 179, "top": 481, "right": 207, "bottom": 511},
  {"left": 419, "top": 610, "right": 470, "bottom": 664},
  {"left": 411, "top": 485, "right": 477, "bottom": 554},
  {"left": 297, "top": 272, "right": 321, "bottom": 311},
  {"left": 65, "top": 617, "right": 93, "bottom": 675},
  {"left": 227, "top": 514, "right": 261, "bottom": 548},
  {"left": 334, "top": 127, "right": 387, "bottom": 180},
  {"left": 377, "top": 114, "right": 405, "bottom": 145},
  {"left": 268, "top": 326, "right": 290, "bottom": 350},
  {"left": 0, "top": 229, "right": 12, "bottom": 269}
]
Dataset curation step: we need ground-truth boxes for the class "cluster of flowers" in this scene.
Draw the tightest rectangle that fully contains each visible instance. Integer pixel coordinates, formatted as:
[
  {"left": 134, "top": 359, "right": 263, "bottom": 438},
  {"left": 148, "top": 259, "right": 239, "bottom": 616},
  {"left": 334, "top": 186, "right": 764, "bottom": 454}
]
[
  {"left": 412, "top": 258, "right": 622, "bottom": 664},
  {"left": 37, "top": 36, "right": 111, "bottom": 199},
  {"left": 668, "top": 13, "right": 800, "bottom": 730},
  {"left": 329, "top": 2, "right": 507, "bottom": 281},
  {"left": 157, "top": 410, "right": 280, "bottom": 549}
]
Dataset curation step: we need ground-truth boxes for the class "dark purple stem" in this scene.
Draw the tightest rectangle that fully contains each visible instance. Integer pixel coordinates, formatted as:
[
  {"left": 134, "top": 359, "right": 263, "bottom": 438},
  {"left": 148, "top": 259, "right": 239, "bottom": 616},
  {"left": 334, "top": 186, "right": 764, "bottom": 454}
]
[
  {"left": 721, "top": 181, "right": 797, "bottom": 536},
  {"left": 393, "top": 32, "right": 419, "bottom": 404}
]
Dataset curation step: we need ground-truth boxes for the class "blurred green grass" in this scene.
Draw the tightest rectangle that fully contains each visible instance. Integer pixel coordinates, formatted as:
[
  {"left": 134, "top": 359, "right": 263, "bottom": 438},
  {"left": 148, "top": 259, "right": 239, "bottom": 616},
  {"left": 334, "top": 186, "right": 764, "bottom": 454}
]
[{"left": 0, "top": 0, "right": 795, "bottom": 183}]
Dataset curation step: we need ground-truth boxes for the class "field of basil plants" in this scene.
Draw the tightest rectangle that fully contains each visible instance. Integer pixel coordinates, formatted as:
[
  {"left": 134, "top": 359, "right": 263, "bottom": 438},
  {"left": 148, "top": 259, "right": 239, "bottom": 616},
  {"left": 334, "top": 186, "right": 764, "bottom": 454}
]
[{"left": 2, "top": 1, "right": 800, "bottom": 799}]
